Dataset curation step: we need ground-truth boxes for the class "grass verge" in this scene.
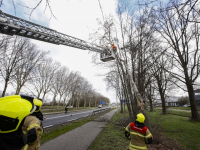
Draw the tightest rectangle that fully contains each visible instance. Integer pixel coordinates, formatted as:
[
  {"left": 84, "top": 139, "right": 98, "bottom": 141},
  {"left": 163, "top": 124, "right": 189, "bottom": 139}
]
[
  {"left": 89, "top": 109, "right": 200, "bottom": 150},
  {"left": 89, "top": 110, "right": 130, "bottom": 150},
  {"left": 167, "top": 109, "right": 192, "bottom": 117},
  {"left": 167, "top": 107, "right": 200, "bottom": 111},
  {"left": 147, "top": 109, "right": 200, "bottom": 150},
  {"left": 41, "top": 109, "right": 112, "bottom": 144}
]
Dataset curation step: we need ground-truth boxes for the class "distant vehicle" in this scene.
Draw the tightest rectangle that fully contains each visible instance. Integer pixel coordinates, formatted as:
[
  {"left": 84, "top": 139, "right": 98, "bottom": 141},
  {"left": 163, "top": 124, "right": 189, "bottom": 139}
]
[
  {"left": 111, "top": 104, "right": 116, "bottom": 109},
  {"left": 98, "top": 105, "right": 102, "bottom": 108},
  {"left": 183, "top": 104, "right": 190, "bottom": 107}
]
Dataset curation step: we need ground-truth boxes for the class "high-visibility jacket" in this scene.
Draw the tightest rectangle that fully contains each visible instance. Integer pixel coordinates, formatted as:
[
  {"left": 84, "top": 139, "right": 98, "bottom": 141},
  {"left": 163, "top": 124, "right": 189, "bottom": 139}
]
[
  {"left": 125, "top": 122, "right": 152, "bottom": 150},
  {"left": 21, "top": 115, "right": 43, "bottom": 150},
  {"left": 65, "top": 106, "right": 68, "bottom": 112},
  {"left": 112, "top": 45, "right": 117, "bottom": 51}
]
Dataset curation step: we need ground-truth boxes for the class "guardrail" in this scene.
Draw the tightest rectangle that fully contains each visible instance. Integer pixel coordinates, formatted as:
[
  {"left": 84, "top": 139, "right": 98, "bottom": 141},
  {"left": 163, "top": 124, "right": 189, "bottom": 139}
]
[{"left": 92, "top": 107, "right": 112, "bottom": 115}]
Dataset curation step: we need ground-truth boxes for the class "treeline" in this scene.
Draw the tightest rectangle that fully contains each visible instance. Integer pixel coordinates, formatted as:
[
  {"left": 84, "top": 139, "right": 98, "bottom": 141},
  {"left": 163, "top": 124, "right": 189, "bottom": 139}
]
[{"left": 0, "top": 35, "right": 110, "bottom": 108}]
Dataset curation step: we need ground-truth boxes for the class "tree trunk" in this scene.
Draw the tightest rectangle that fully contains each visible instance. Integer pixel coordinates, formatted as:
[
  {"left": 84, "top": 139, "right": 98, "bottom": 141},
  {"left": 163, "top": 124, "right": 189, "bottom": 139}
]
[
  {"left": 51, "top": 95, "right": 56, "bottom": 108},
  {"left": 69, "top": 94, "right": 74, "bottom": 107},
  {"left": 15, "top": 85, "right": 21, "bottom": 95},
  {"left": 2, "top": 78, "right": 9, "bottom": 97},
  {"left": 63, "top": 96, "right": 67, "bottom": 106},
  {"left": 57, "top": 95, "right": 62, "bottom": 110},
  {"left": 57, "top": 100, "right": 60, "bottom": 110},
  {"left": 148, "top": 84, "right": 153, "bottom": 112},
  {"left": 121, "top": 100, "right": 123, "bottom": 113},
  {"left": 160, "top": 92, "right": 166, "bottom": 114},
  {"left": 83, "top": 99, "right": 86, "bottom": 107},
  {"left": 149, "top": 98, "right": 153, "bottom": 112},
  {"left": 37, "top": 89, "right": 43, "bottom": 99},
  {"left": 42, "top": 92, "right": 47, "bottom": 101},
  {"left": 186, "top": 80, "right": 199, "bottom": 120}
]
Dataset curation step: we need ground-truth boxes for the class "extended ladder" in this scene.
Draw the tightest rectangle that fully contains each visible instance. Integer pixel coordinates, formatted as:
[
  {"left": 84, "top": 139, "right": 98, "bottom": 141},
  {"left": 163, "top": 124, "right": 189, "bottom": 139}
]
[{"left": 0, "top": 10, "right": 115, "bottom": 62}]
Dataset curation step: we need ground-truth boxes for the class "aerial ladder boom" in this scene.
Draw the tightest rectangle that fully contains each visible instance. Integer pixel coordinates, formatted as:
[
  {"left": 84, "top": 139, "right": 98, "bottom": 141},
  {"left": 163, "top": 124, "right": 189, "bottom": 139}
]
[{"left": 0, "top": 10, "right": 115, "bottom": 61}]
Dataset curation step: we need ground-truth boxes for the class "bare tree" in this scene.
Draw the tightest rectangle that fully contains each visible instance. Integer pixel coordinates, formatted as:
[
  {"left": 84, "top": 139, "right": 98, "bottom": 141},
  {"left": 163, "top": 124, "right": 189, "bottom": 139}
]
[
  {"left": 40, "top": 60, "right": 60, "bottom": 101},
  {"left": 0, "top": 35, "right": 12, "bottom": 56},
  {"left": 153, "top": 1, "right": 200, "bottom": 120},
  {"left": 151, "top": 56, "right": 172, "bottom": 114},
  {"left": 178, "top": 96, "right": 189, "bottom": 106},
  {"left": 90, "top": 1, "right": 154, "bottom": 131},
  {"left": 28, "top": 59, "right": 60, "bottom": 99},
  {"left": 2, "top": 0, "right": 56, "bottom": 19},
  {"left": 56, "top": 66, "right": 70, "bottom": 109},
  {"left": 83, "top": 83, "right": 93, "bottom": 107},
  {"left": 13, "top": 42, "right": 48, "bottom": 95},
  {"left": 62, "top": 72, "right": 74, "bottom": 106},
  {"left": 0, "top": 36, "right": 31, "bottom": 97},
  {"left": 145, "top": 81, "right": 155, "bottom": 112},
  {"left": 68, "top": 72, "right": 82, "bottom": 108}
]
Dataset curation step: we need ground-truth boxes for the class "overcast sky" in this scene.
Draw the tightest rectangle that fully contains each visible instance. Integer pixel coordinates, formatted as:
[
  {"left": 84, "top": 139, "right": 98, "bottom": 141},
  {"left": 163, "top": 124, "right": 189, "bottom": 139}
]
[{"left": 2, "top": 0, "right": 120, "bottom": 103}]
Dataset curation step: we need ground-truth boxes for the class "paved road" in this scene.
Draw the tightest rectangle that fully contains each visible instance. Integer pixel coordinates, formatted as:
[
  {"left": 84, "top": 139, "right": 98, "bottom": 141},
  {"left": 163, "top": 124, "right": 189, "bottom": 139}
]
[{"left": 43, "top": 107, "right": 111, "bottom": 128}]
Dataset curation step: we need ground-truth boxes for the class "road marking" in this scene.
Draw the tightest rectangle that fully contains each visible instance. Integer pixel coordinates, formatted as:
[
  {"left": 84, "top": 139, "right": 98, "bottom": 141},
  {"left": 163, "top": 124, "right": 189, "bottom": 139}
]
[
  {"left": 68, "top": 118, "right": 78, "bottom": 122},
  {"left": 45, "top": 111, "right": 93, "bottom": 120},
  {"left": 44, "top": 118, "right": 77, "bottom": 128},
  {"left": 44, "top": 125, "right": 53, "bottom": 128}
]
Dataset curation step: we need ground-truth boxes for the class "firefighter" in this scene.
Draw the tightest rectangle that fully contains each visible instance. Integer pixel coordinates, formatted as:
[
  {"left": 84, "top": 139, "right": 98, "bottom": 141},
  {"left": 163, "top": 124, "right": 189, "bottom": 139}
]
[
  {"left": 111, "top": 44, "right": 117, "bottom": 52},
  {"left": 0, "top": 95, "right": 36, "bottom": 150},
  {"left": 65, "top": 105, "right": 68, "bottom": 113},
  {"left": 105, "top": 45, "right": 111, "bottom": 56},
  {"left": 21, "top": 98, "right": 44, "bottom": 150},
  {"left": 125, "top": 113, "right": 153, "bottom": 150}
]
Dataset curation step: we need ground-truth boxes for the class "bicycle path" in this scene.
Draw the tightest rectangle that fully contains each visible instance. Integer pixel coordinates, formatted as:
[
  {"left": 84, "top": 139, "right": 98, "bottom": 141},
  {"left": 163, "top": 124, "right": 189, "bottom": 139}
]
[{"left": 40, "top": 109, "right": 117, "bottom": 150}]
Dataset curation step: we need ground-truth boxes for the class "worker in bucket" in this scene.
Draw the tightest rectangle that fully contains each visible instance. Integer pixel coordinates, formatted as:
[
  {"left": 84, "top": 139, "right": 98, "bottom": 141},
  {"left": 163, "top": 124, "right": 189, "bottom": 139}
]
[
  {"left": 125, "top": 113, "right": 153, "bottom": 150},
  {"left": 0, "top": 95, "right": 36, "bottom": 150},
  {"left": 111, "top": 44, "right": 117, "bottom": 52},
  {"left": 105, "top": 45, "right": 111, "bottom": 56}
]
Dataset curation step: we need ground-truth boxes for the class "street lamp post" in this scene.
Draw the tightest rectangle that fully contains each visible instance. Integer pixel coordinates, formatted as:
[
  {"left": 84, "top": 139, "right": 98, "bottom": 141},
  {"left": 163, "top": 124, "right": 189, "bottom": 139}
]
[
  {"left": 76, "top": 93, "right": 78, "bottom": 109},
  {"left": 115, "top": 89, "right": 119, "bottom": 115}
]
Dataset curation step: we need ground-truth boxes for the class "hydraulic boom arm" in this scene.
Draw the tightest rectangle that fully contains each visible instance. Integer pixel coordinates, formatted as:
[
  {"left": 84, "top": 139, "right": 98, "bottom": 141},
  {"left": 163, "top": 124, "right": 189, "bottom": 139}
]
[{"left": 0, "top": 10, "right": 104, "bottom": 53}]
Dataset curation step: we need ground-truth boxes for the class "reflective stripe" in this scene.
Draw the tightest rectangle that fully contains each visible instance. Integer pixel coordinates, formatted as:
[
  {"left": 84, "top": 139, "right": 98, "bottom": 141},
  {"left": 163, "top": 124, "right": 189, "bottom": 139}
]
[
  {"left": 128, "top": 147, "right": 138, "bottom": 150},
  {"left": 130, "top": 143, "right": 147, "bottom": 150},
  {"left": 146, "top": 133, "right": 152, "bottom": 138},
  {"left": 27, "top": 124, "right": 40, "bottom": 131},
  {"left": 23, "top": 144, "right": 29, "bottom": 150},
  {"left": 38, "top": 131, "right": 43, "bottom": 135},
  {"left": 129, "top": 147, "right": 140, "bottom": 150},
  {"left": 130, "top": 131, "right": 145, "bottom": 138},
  {"left": 23, "top": 131, "right": 27, "bottom": 134},
  {"left": 130, "top": 131, "right": 152, "bottom": 138},
  {"left": 125, "top": 126, "right": 130, "bottom": 132}
]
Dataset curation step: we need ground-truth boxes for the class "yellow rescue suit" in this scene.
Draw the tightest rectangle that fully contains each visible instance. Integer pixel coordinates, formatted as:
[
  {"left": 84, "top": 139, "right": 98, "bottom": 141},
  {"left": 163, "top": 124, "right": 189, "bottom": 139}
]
[
  {"left": 21, "top": 115, "right": 43, "bottom": 150},
  {"left": 125, "top": 122, "right": 152, "bottom": 150}
]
